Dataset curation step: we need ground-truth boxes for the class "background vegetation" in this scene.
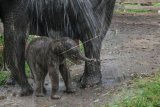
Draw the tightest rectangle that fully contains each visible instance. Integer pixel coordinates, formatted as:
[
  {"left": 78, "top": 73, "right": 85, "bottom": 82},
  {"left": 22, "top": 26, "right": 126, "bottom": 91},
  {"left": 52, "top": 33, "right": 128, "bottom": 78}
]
[
  {"left": 115, "top": 2, "right": 160, "bottom": 13},
  {"left": 105, "top": 72, "right": 160, "bottom": 107}
]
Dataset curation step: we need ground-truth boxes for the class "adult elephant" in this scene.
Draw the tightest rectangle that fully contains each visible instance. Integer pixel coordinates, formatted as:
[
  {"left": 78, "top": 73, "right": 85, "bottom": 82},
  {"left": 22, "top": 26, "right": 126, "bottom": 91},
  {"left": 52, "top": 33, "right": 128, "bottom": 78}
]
[{"left": 0, "top": 0, "right": 116, "bottom": 96}]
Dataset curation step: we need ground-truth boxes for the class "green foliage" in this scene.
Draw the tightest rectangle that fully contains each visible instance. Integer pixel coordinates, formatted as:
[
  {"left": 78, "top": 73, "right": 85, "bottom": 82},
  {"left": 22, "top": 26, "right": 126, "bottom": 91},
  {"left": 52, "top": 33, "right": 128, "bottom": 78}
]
[
  {"left": 115, "top": 9, "right": 153, "bottom": 14},
  {"left": 25, "top": 62, "right": 31, "bottom": 77},
  {"left": 107, "top": 73, "right": 160, "bottom": 107},
  {"left": 0, "top": 63, "right": 30, "bottom": 86},
  {"left": 153, "top": 3, "right": 160, "bottom": 6},
  {"left": 126, "top": 9, "right": 153, "bottom": 13},
  {"left": 79, "top": 41, "right": 84, "bottom": 53},
  {"left": 0, "top": 71, "right": 9, "bottom": 86},
  {"left": 0, "top": 35, "right": 4, "bottom": 44},
  {"left": 115, "top": 3, "right": 160, "bottom": 14},
  {"left": 0, "top": 55, "right": 3, "bottom": 67},
  {"left": 27, "top": 35, "right": 36, "bottom": 43},
  {"left": 0, "top": 35, "right": 4, "bottom": 69},
  {"left": 0, "top": 35, "right": 7, "bottom": 86}
]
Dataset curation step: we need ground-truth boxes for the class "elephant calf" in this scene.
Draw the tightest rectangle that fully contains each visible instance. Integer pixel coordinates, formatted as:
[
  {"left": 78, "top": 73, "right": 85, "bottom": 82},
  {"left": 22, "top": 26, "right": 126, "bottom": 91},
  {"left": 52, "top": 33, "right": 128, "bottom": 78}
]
[{"left": 26, "top": 37, "right": 95, "bottom": 99}]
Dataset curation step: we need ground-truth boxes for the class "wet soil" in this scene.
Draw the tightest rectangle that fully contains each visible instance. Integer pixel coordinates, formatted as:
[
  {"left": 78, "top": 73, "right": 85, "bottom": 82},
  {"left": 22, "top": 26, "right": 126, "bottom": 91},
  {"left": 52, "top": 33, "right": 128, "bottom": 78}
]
[{"left": 0, "top": 13, "right": 160, "bottom": 107}]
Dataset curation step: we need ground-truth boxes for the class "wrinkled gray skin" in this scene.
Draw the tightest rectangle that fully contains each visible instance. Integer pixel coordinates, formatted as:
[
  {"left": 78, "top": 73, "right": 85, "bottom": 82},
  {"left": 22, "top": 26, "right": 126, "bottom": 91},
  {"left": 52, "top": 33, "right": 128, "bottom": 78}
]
[
  {"left": 26, "top": 37, "right": 95, "bottom": 99},
  {"left": 0, "top": 0, "right": 116, "bottom": 96}
]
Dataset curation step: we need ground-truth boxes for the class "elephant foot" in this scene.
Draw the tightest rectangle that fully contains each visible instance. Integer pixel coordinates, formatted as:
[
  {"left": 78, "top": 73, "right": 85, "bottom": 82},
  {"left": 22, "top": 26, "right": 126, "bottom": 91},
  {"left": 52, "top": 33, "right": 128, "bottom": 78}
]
[
  {"left": 20, "top": 85, "right": 33, "bottom": 96},
  {"left": 35, "top": 92, "right": 45, "bottom": 97},
  {"left": 65, "top": 87, "right": 76, "bottom": 93},
  {"left": 6, "top": 77, "right": 16, "bottom": 85},
  {"left": 35, "top": 87, "right": 46, "bottom": 97},
  {"left": 43, "top": 87, "right": 47, "bottom": 94},
  {"left": 51, "top": 95, "right": 61, "bottom": 99},
  {"left": 79, "top": 73, "right": 102, "bottom": 88}
]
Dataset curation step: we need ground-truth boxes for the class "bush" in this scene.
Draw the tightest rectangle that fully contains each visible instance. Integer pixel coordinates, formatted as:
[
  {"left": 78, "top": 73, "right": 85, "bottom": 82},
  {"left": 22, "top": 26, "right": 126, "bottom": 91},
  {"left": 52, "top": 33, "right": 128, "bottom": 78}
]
[
  {"left": 107, "top": 73, "right": 160, "bottom": 107},
  {"left": 0, "top": 71, "right": 9, "bottom": 86}
]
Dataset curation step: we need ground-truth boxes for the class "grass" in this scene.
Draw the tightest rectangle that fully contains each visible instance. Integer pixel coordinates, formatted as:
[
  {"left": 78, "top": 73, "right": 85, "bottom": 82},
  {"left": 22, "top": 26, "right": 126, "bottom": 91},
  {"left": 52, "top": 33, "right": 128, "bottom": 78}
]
[
  {"left": 0, "top": 35, "right": 36, "bottom": 86},
  {"left": 153, "top": 3, "right": 160, "bottom": 6},
  {"left": 105, "top": 72, "right": 160, "bottom": 107},
  {"left": 122, "top": 3, "right": 160, "bottom": 7},
  {"left": 126, "top": 9, "right": 153, "bottom": 13},
  {"left": 0, "top": 63, "right": 31, "bottom": 86},
  {"left": 115, "top": 3, "right": 160, "bottom": 14},
  {"left": 115, "top": 9, "right": 154, "bottom": 14}
]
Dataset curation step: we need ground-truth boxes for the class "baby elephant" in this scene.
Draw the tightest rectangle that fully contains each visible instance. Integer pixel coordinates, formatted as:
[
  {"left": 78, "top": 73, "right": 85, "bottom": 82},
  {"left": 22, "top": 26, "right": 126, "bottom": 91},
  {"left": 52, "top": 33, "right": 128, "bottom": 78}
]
[{"left": 26, "top": 37, "right": 95, "bottom": 99}]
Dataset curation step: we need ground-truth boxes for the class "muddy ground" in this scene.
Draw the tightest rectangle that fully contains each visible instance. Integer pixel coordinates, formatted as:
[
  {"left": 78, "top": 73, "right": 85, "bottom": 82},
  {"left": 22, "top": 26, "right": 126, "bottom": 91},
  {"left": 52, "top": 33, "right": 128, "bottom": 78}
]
[{"left": 0, "top": 13, "right": 160, "bottom": 107}]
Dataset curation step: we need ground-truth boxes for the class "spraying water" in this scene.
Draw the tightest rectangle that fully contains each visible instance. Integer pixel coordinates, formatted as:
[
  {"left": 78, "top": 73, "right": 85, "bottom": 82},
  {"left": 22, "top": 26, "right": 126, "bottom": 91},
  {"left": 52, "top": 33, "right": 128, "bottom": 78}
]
[
  {"left": 24, "top": 0, "right": 116, "bottom": 88},
  {"left": 0, "top": 0, "right": 116, "bottom": 95},
  {"left": 26, "top": 0, "right": 116, "bottom": 44}
]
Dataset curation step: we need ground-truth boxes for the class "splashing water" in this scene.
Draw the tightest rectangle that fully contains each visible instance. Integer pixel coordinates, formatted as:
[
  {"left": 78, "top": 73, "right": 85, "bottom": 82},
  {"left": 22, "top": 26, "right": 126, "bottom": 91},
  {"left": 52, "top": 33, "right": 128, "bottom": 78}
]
[{"left": 25, "top": 0, "right": 116, "bottom": 53}]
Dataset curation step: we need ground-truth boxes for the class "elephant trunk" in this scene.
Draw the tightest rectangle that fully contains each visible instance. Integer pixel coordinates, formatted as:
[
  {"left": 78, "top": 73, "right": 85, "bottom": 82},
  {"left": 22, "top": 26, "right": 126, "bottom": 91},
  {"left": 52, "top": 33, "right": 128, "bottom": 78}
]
[{"left": 78, "top": 54, "right": 96, "bottom": 62}]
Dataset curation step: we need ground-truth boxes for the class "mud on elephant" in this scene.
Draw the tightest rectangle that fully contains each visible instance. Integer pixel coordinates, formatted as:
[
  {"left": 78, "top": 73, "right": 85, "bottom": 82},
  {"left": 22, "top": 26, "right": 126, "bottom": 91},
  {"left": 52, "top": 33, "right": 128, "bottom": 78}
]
[
  {"left": 26, "top": 37, "right": 95, "bottom": 99},
  {"left": 0, "top": 0, "right": 116, "bottom": 95}
]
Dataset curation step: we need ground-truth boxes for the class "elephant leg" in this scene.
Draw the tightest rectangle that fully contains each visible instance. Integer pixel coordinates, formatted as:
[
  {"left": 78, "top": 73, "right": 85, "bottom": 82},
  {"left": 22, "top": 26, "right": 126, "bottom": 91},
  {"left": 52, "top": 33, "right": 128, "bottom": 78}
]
[
  {"left": 3, "top": 42, "right": 16, "bottom": 85},
  {"left": 34, "top": 64, "right": 45, "bottom": 97},
  {"left": 6, "top": 73, "right": 16, "bottom": 85},
  {"left": 3, "top": 17, "right": 33, "bottom": 96},
  {"left": 59, "top": 63, "right": 76, "bottom": 93},
  {"left": 79, "top": 37, "right": 102, "bottom": 88},
  {"left": 28, "top": 60, "right": 47, "bottom": 94},
  {"left": 74, "top": 39, "right": 79, "bottom": 46},
  {"left": 48, "top": 64, "right": 61, "bottom": 99},
  {"left": 42, "top": 70, "right": 48, "bottom": 94}
]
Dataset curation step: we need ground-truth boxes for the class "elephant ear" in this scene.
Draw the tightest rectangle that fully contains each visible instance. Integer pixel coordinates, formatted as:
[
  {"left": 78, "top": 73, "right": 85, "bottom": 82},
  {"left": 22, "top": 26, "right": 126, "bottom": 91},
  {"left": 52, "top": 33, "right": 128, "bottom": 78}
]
[
  {"left": 49, "top": 41, "right": 63, "bottom": 55},
  {"left": 62, "top": 37, "right": 78, "bottom": 50},
  {"left": 91, "top": 0, "right": 110, "bottom": 10},
  {"left": 67, "top": 0, "right": 116, "bottom": 41},
  {"left": 94, "top": 0, "right": 116, "bottom": 39}
]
